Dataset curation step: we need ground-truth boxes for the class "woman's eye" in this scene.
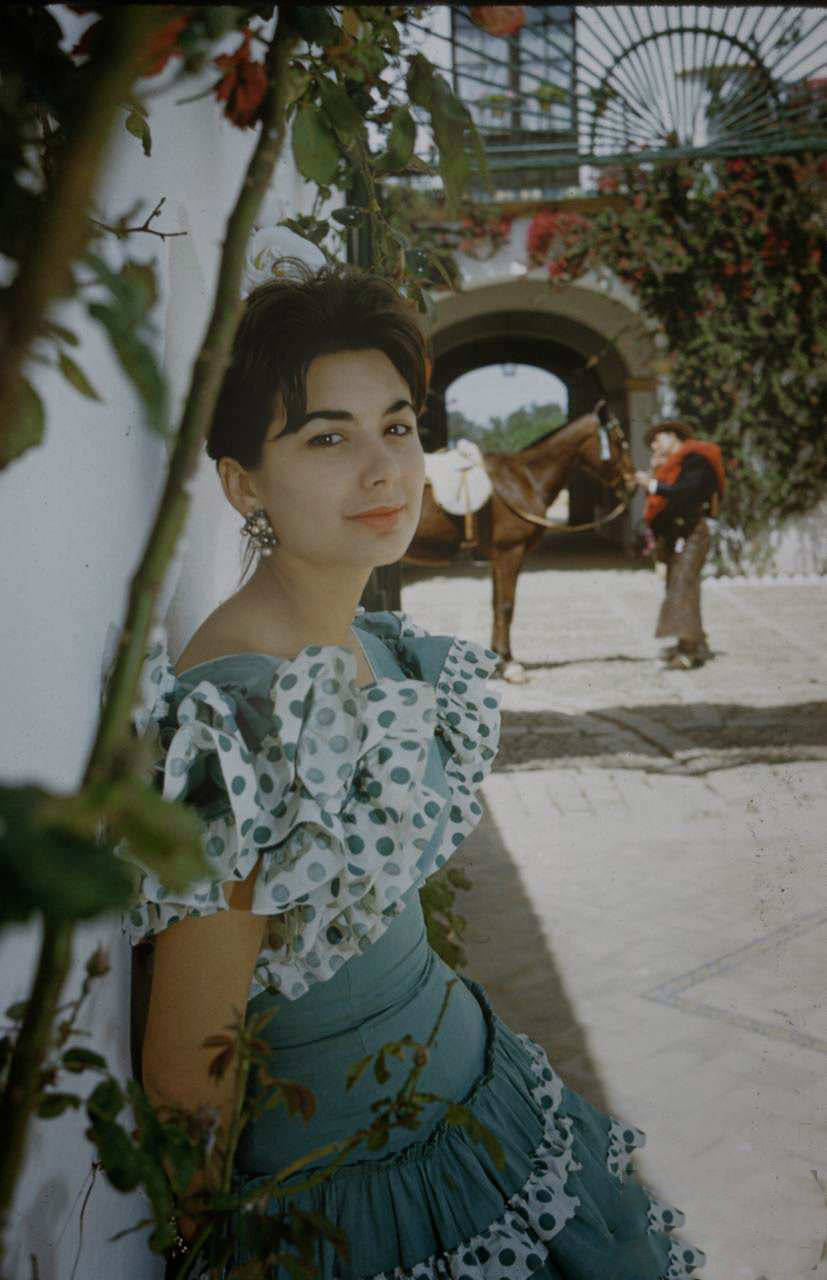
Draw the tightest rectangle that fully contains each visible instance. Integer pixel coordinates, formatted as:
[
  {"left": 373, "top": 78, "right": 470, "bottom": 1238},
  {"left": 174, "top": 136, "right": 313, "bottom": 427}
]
[
  {"left": 308, "top": 432, "right": 344, "bottom": 447},
  {"left": 308, "top": 424, "right": 416, "bottom": 447}
]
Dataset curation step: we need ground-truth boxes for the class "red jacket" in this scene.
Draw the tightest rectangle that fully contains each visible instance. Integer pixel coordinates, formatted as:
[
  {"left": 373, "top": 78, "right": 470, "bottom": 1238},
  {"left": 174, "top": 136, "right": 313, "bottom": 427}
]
[{"left": 644, "top": 440, "right": 726, "bottom": 525}]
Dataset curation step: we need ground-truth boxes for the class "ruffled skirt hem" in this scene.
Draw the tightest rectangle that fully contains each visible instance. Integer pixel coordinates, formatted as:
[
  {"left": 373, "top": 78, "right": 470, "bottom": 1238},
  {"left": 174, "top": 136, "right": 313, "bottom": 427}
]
[{"left": 221, "top": 977, "right": 706, "bottom": 1279}]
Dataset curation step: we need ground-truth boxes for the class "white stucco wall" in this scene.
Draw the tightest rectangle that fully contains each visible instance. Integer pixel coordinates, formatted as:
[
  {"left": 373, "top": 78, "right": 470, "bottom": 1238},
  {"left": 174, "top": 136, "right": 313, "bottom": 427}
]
[{"left": 0, "top": 16, "right": 315, "bottom": 1276}]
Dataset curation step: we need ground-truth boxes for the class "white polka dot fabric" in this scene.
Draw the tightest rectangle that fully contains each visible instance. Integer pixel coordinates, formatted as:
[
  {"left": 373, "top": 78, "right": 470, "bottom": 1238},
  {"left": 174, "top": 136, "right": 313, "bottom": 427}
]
[
  {"left": 120, "top": 614, "right": 501, "bottom": 1001},
  {"left": 366, "top": 1031, "right": 703, "bottom": 1280}
]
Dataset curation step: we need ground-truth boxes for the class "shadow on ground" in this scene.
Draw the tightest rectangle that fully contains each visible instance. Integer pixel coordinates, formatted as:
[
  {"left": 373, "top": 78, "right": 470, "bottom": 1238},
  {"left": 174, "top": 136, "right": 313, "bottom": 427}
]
[
  {"left": 402, "top": 533, "right": 651, "bottom": 587},
  {"left": 496, "top": 701, "right": 827, "bottom": 771},
  {"left": 455, "top": 805, "right": 614, "bottom": 1116}
]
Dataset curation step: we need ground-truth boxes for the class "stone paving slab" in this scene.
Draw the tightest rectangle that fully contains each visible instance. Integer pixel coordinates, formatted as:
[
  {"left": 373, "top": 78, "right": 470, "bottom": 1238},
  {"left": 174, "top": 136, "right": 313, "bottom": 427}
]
[{"left": 402, "top": 548, "right": 827, "bottom": 1280}]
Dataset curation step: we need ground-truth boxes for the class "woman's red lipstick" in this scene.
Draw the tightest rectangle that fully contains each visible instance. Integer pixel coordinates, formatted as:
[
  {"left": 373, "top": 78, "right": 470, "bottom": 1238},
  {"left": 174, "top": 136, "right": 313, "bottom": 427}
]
[{"left": 347, "top": 505, "right": 405, "bottom": 531}]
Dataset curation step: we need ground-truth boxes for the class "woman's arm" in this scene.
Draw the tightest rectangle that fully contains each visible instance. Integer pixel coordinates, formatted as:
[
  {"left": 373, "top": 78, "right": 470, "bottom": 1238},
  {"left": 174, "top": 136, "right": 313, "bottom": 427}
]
[{"left": 142, "top": 865, "right": 265, "bottom": 1233}]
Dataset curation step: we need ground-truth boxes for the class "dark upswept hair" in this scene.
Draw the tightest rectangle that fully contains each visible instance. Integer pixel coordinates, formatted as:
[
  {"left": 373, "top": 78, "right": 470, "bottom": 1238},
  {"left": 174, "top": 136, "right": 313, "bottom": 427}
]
[{"left": 207, "top": 260, "right": 428, "bottom": 473}]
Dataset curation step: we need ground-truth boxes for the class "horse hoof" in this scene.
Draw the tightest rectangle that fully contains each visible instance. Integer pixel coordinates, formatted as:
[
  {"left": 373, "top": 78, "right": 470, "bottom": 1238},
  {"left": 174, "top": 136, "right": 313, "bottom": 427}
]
[{"left": 502, "top": 661, "right": 527, "bottom": 684}]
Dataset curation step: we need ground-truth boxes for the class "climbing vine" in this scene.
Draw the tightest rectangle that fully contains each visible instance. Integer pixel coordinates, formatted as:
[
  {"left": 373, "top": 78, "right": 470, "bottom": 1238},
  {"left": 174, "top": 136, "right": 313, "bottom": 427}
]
[
  {"left": 527, "top": 155, "right": 827, "bottom": 556},
  {"left": 0, "top": 4, "right": 489, "bottom": 1273}
]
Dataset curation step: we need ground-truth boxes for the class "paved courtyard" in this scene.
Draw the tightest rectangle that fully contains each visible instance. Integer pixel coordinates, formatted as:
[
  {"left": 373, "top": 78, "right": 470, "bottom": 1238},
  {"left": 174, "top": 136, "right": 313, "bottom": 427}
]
[{"left": 401, "top": 538, "right": 827, "bottom": 1280}]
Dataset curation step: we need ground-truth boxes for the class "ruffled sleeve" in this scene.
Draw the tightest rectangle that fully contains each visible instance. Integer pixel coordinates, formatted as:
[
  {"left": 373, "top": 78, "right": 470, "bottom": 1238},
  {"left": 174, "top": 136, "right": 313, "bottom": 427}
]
[
  {"left": 120, "top": 615, "right": 500, "bottom": 1002},
  {"left": 353, "top": 609, "right": 501, "bottom": 862}
]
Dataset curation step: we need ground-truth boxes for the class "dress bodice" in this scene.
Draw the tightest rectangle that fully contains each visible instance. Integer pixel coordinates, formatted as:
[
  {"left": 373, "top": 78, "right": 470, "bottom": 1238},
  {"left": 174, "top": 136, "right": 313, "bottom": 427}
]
[{"left": 120, "top": 610, "right": 501, "bottom": 1002}]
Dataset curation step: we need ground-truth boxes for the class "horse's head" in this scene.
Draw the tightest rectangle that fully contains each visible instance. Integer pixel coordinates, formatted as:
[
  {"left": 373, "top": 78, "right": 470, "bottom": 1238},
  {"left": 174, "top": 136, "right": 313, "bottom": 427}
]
[{"left": 577, "top": 402, "right": 636, "bottom": 501}]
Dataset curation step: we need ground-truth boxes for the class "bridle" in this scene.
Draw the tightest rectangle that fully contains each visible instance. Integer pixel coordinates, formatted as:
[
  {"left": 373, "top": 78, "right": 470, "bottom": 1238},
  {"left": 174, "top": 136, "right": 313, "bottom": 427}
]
[{"left": 490, "top": 416, "right": 636, "bottom": 534}]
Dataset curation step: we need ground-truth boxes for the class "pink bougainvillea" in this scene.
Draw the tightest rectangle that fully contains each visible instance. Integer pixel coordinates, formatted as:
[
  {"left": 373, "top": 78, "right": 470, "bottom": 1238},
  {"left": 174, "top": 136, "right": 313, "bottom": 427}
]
[{"left": 525, "top": 157, "right": 827, "bottom": 544}]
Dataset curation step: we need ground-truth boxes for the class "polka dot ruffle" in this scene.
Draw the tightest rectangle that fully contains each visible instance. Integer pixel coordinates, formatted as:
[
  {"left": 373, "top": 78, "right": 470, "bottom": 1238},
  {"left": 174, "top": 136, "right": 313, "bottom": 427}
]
[
  {"left": 121, "top": 615, "right": 501, "bottom": 1002},
  {"left": 384, "top": 612, "right": 501, "bottom": 862},
  {"left": 366, "top": 1031, "right": 704, "bottom": 1280}
]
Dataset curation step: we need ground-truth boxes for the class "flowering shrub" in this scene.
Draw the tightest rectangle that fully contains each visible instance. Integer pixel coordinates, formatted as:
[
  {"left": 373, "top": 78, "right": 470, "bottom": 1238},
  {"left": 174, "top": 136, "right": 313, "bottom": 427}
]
[
  {"left": 526, "top": 157, "right": 827, "bottom": 551},
  {"left": 214, "top": 29, "right": 269, "bottom": 129},
  {"left": 526, "top": 208, "right": 590, "bottom": 281}
]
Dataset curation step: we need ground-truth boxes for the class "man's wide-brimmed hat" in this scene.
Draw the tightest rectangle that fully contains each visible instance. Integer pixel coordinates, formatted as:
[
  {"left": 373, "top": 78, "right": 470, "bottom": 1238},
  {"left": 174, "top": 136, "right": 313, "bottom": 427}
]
[{"left": 644, "top": 418, "right": 695, "bottom": 446}]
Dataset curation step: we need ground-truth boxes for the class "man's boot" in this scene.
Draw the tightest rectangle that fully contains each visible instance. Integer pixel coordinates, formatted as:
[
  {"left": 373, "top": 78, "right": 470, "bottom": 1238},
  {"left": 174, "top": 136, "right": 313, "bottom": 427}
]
[{"left": 665, "top": 639, "right": 704, "bottom": 669}]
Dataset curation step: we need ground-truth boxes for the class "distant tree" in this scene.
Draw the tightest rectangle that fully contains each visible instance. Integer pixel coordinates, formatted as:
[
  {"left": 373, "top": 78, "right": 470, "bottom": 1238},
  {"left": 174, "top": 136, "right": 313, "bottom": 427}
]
[{"left": 447, "top": 400, "right": 566, "bottom": 453}]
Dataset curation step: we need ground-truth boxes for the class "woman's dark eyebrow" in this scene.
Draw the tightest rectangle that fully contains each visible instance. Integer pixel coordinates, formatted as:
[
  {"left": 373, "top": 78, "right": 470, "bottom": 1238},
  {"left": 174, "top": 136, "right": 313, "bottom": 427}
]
[{"left": 294, "top": 398, "right": 416, "bottom": 430}]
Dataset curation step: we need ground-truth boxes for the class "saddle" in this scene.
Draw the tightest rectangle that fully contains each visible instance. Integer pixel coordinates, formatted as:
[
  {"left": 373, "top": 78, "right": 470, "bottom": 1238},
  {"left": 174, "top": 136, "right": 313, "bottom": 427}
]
[{"left": 424, "top": 439, "right": 493, "bottom": 547}]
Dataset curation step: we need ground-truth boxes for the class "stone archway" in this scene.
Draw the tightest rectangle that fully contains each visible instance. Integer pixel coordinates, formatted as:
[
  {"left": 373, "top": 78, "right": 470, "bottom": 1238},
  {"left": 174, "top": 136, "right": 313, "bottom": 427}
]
[{"left": 421, "top": 276, "right": 660, "bottom": 541}]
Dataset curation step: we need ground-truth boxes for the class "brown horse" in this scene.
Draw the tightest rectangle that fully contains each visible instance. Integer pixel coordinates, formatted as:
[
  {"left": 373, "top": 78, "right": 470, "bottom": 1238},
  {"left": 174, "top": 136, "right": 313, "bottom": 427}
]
[{"left": 405, "top": 404, "right": 636, "bottom": 676}]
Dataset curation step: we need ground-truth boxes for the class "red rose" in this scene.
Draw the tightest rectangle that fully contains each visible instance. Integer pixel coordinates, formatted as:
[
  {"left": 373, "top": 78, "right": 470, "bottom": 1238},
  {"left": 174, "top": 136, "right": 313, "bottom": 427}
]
[
  {"left": 214, "top": 31, "right": 268, "bottom": 129},
  {"left": 72, "top": 12, "right": 188, "bottom": 75},
  {"left": 469, "top": 6, "right": 525, "bottom": 38},
  {"left": 142, "top": 14, "right": 189, "bottom": 77}
]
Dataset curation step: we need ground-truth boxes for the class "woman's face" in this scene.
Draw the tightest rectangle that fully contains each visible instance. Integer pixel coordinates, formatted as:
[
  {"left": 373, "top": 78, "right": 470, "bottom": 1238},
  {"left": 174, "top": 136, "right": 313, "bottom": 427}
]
[{"left": 251, "top": 347, "right": 425, "bottom": 568}]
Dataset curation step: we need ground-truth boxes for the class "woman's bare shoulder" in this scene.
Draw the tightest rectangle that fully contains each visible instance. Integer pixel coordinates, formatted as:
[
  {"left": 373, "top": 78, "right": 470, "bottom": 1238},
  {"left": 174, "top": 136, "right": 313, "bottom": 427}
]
[{"left": 174, "top": 596, "right": 263, "bottom": 677}]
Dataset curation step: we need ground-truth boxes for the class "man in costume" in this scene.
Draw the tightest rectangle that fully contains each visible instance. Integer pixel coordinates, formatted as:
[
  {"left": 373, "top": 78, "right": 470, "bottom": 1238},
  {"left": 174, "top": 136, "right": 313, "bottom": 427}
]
[{"left": 636, "top": 419, "right": 726, "bottom": 670}]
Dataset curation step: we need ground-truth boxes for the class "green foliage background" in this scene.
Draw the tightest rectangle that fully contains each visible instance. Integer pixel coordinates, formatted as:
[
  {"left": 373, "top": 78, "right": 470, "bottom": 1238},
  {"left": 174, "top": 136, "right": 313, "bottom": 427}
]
[
  {"left": 529, "top": 156, "right": 827, "bottom": 566},
  {"left": 448, "top": 399, "right": 566, "bottom": 453}
]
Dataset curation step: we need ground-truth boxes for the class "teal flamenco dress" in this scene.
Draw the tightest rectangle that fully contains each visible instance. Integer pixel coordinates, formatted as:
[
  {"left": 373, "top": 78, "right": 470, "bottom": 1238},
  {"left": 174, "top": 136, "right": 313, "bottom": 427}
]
[{"left": 122, "top": 609, "right": 707, "bottom": 1279}]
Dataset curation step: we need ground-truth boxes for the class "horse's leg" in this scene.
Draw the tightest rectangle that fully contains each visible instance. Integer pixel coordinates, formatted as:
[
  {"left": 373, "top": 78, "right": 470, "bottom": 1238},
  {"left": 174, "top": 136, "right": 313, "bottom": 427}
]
[{"left": 491, "top": 541, "right": 527, "bottom": 664}]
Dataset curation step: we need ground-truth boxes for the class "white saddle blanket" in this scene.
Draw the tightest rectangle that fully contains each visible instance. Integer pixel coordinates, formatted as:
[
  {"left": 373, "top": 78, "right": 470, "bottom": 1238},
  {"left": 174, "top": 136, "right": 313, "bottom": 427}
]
[{"left": 424, "top": 438, "right": 493, "bottom": 516}]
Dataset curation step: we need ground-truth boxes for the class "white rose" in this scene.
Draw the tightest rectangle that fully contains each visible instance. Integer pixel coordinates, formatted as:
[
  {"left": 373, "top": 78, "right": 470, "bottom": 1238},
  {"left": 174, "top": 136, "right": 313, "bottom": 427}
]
[{"left": 242, "top": 225, "right": 328, "bottom": 295}]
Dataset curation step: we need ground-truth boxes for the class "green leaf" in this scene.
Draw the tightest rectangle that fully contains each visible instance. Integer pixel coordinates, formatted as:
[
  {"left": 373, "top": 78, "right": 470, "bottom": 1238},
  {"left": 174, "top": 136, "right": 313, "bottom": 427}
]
[
  {"left": 330, "top": 206, "right": 364, "bottom": 228},
  {"left": 2, "top": 378, "right": 45, "bottom": 468},
  {"left": 37, "top": 777, "right": 208, "bottom": 894},
  {"left": 58, "top": 352, "right": 101, "bottom": 401},
  {"left": 37, "top": 1092, "right": 82, "bottom": 1119},
  {"left": 5, "top": 1001, "right": 29, "bottom": 1022},
  {"left": 279, "top": 215, "right": 331, "bottom": 246},
  {"left": 0, "top": 784, "right": 136, "bottom": 925},
  {"left": 274, "top": 1077, "right": 316, "bottom": 1122},
  {"left": 292, "top": 104, "right": 340, "bottom": 185},
  {"left": 83, "top": 253, "right": 167, "bottom": 434},
  {"left": 345, "top": 1053, "right": 372, "bottom": 1091},
  {"left": 473, "top": 1116, "right": 506, "bottom": 1169},
  {"left": 124, "top": 109, "right": 152, "bottom": 158},
  {"left": 108, "top": 781, "right": 207, "bottom": 891},
  {"left": 282, "top": 6, "right": 340, "bottom": 47},
  {"left": 61, "top": 1047, "right": 108, "bottom": 1073},
  {"left": 87, "top": 1118, "right": 144, "bottom": 1192},
  {"left": 120, "top": 260, "right": 159, "bottom": 312},
  {"left": 442, "top": 1103, "right": 470, "bottom": 1126},
  {"left": 41, "top": 321, "right": 79, "bottom": 347},
  {"left": 317, "top": 77, "right": 364, "bottom": 144},
  {"left": 87, "top": 1078, "right": 124, "bottom": 1123},
  {"left": 430, "top": 76, "right": 474, "bottom": 214},
  {"left": 87, "top": 303, "right": 167, "bottom": 435},
  {"left": 406, "top": 53, "right": 434, "bottom": 111},
  {"left": 373, "top": 1049, "right": 390, "bottom": 1085},
  {"left": 375, "top": 106, "right": 415, "bottom": 176}
]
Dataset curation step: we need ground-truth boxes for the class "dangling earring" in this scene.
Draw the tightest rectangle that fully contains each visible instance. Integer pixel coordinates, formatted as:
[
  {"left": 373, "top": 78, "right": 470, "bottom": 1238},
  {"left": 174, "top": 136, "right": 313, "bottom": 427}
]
[{"left": 242, "top": 506, "right": 278, "bottom": 557}]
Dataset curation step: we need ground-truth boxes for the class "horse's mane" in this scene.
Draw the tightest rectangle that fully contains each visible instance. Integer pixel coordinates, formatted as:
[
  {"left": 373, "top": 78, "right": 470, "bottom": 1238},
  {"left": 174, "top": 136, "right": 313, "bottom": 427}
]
[{"left": 516, "top": 421, "right": 568, "bottom": 452}]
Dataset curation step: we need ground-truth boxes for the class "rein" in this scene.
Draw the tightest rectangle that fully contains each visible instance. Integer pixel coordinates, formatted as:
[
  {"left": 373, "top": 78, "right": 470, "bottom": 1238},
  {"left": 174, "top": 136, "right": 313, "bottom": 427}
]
[{"left": 489, "top": 488, "right": 630, "bottom": 534}]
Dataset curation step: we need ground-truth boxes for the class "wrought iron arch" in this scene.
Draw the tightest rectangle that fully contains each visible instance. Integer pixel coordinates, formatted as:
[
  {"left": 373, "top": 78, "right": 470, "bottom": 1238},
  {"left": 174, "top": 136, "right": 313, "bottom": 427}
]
[
  {"left": 587, "top": 24, "right": 782, "bottom": 155},
  {"left": 400, "top": 5, "right": 827, "bottom": 193}
]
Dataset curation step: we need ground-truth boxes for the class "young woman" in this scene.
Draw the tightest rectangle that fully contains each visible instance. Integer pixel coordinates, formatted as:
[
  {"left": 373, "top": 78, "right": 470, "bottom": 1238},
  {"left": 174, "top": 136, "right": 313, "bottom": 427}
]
[{"left": 126, "top": 263, "right": 706, "bottom": 1277}]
